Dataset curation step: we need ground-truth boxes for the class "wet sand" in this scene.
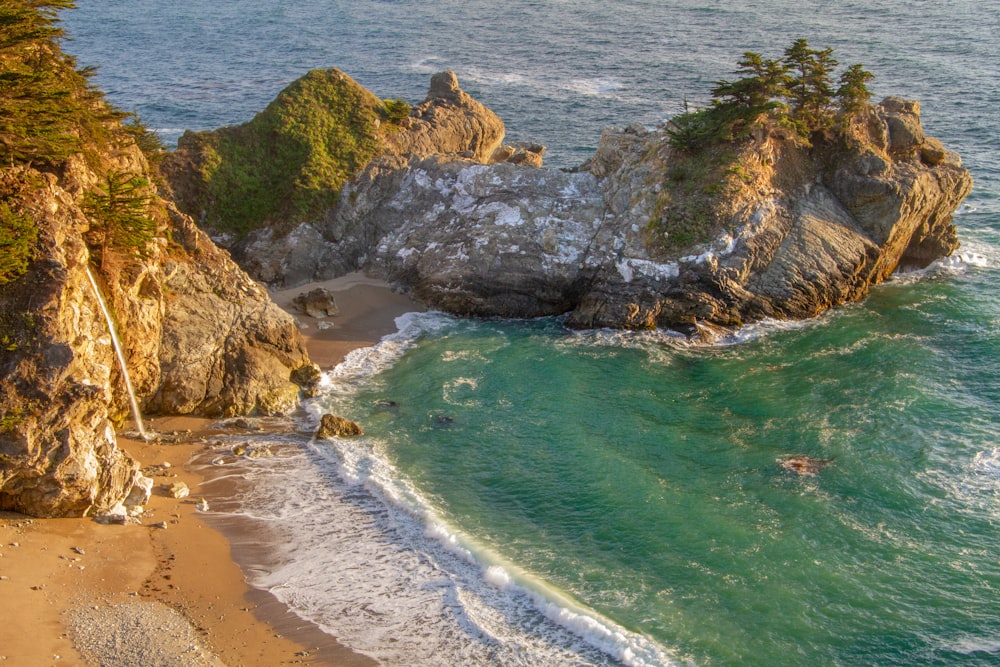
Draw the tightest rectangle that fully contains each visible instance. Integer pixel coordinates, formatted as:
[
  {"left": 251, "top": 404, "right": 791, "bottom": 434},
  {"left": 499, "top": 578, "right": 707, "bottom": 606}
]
[{"left": 0, "top": 273, "right": 422, "bottom": 666}]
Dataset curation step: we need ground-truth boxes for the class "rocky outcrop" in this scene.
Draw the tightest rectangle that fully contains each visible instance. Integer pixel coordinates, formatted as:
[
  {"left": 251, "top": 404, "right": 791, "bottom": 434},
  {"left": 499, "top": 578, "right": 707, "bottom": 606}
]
[
  {"left": 184, "top": 71, "right": 968, "bottom": 330},
  {"left": 388, "top": 71, "right": 505, "bottom": 163},
  {"left": 0, "top": 169, "right": 141, "bottom": 517},
  {"left": 0, "top": 149, "right": 316, "bottom": 517},
  {"left": 316, "top": 414, "right": 363, "bottom": 439},
  {"left": 292, "top": 288, "right": 340, "bottom": 319},
  {"left": 359, "top": 99, "right": 971, "bottom": 331},
  {"left": 195, "top": 71, "right": 527, "bottom": 288},
  {"left": 146, "top": 209, "right": 315, "bottom": 417}
]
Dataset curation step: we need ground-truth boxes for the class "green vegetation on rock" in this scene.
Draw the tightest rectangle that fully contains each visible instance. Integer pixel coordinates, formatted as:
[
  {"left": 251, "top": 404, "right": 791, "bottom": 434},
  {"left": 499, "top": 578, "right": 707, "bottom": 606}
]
[
  {"left": 667, "top": 39, "right": 873, "bottom": 151},
  {"left": 82, "top": 170, "right": 158, "bottom": 268},
  {"left": 0, "top": 201, "right": 36, "bottom": 285},
  {"left": 646, "top": 145, "right": 742, "bottom": 255},
  {"left": 174, "top": 69, "right": 409, "bottom": 236},
  {"left": 648, "top": 40, "right": 875, "bottom": 257},
  {"left": 1, "top": 1, "right": 166, "bottom": 283}
]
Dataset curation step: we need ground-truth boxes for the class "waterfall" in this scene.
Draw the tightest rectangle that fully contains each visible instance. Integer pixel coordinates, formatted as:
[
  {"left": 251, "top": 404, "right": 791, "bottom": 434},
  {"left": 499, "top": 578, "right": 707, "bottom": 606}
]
[{"left": 84, "top": 265, "right": 148, "bottom": 440}]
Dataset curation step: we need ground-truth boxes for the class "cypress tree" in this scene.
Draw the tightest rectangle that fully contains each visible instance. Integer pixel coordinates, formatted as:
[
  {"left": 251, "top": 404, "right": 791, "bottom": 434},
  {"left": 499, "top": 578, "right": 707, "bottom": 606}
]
[
  {"left": 837, "top": 64, "right": 875, "bottom": 115},
  {"left": 0, "top": 1, "right": 84, "bottom": 165},
  {"left": 782, "top": 39, "right": 839, "bottom": 134}
]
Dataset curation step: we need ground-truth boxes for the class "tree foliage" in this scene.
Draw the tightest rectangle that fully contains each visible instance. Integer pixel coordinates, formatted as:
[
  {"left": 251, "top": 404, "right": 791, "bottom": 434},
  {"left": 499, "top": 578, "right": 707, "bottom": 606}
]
[
  {"left": 0, "top": 201, "right": 36, "bottom": 285},
  {"left": 837, "top": 64, "right": 875, "bottom": 115},
  {"left": 83, "top": 170, "right": 157, "bottom": 267},
  {"left": 0, "top": 1, "right": 84, "bottom": 165},
  {"left": 668, "top": 39, "right": 874, "bottom": 150}
]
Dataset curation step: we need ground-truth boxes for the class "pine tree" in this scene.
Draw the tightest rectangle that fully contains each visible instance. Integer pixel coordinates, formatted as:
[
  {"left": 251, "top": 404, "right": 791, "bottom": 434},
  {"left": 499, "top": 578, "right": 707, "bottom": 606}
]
[{"left": 712, "top": 52, "right": 790, "bottom": 111}]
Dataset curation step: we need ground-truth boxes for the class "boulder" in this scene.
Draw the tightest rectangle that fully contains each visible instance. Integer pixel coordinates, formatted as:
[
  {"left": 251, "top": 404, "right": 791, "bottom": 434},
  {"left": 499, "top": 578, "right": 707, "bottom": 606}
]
[
  {"left": 292, "top": 288, "right": 340, "bottom": 319},
  {"left": 166, "top": 481, "right": 190, "bottom": 499},
  {"left": 123, "top": 473, "right": 153, "bottom": 508},
  {"left": 316, "top": 414, "right": 363, "bottom": 439},
  {"left": 389, "top": 71, "right": 506, "bottom": 163}
]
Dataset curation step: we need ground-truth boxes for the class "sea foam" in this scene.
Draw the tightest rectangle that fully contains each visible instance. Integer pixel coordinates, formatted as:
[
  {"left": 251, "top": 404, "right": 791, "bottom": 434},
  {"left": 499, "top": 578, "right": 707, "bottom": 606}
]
[{"left": 208, "top": 312, "right": 688, "bottom": 666}]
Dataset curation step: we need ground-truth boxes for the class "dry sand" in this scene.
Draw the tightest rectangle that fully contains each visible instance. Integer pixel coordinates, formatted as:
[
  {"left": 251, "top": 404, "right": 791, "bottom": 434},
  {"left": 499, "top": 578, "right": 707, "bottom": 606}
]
[{"left": 0, "top": 273, "right": 422, "bottom": 666}]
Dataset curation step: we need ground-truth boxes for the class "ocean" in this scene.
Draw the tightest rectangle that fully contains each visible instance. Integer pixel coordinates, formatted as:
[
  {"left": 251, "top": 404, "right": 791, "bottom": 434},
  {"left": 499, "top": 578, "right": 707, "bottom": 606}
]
[{"left": 62, "top": 1, "right": 1000, "bottom": 665}]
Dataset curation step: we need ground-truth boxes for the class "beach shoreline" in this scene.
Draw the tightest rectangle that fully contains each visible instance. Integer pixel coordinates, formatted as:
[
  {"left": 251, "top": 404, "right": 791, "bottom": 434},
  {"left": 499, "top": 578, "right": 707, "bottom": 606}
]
[{"left": 0, "top": 273, "right": 421, "bottom": 666}]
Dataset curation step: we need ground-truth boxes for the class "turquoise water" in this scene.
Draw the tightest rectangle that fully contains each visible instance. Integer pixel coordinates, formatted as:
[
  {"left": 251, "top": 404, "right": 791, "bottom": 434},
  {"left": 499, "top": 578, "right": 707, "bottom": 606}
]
[
  {"left": 340, "top": 267, "right": 1000, "bottom": 665},
  {"left": 336, "top": 264, "right": 1000, "bottom": 665},
  {"left": 63, "top": 1, "right": 1000, "bottom": 664}
]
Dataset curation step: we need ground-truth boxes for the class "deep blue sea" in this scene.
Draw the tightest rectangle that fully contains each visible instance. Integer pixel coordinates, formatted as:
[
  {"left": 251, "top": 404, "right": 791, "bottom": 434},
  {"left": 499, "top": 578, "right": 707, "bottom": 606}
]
[{"left": 63, "top": 2, "right": 1000, "bottom": 665}]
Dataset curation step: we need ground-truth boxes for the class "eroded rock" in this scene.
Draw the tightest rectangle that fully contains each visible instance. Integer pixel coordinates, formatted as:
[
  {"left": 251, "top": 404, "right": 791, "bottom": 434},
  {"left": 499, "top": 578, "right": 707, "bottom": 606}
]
[
  {"left": 293, "top": 288, "right": 340, "bottom": 319},
  {"left": 316, "top": 414, "right": 363, "bottom": 439}
]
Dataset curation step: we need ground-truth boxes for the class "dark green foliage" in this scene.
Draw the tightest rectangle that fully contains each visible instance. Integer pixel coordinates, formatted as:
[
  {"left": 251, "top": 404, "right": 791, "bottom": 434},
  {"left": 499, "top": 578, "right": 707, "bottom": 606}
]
[
  {"left": 0, "top": 201, "right": 36, "bottom": 285},
  {"left": 186, "top": 69, "right": 390, "bottom": 236},
  {"left": 668, "top": 39, "right": 875, "bottom": 151},
  {"left": 383, "top": 98, "right": 411, "bottom": 125},
  {"left": 0, "top": 1, "right": 84, "bottom": 165},
  {"left": 83, "top": 170, "right": 157, "bottom": 266},
  {"left": 837, "top": 64, "right": 875, "bottom": 115},
  {"left": 711, "top": 52, "right": 790, "bottom": 111},
  {"left": 782, "top": 39, "right": 838, "bottom": 134},
  {"left": 122, "top": 112, "right": 166, "bottom": 166},
  {"left": 0, "top": 0, "right": 138, "bottom": 169}
]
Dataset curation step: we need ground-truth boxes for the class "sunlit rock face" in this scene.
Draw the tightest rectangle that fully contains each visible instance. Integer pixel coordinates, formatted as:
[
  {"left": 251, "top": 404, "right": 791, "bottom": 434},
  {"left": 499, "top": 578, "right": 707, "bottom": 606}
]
[{"left": 1, "top": 156, "right": 315, "bottom": 518}]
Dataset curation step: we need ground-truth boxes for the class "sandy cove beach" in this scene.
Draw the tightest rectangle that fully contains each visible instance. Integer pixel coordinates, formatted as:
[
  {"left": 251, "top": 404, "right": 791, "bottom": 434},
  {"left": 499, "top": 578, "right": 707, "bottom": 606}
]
[{"left": 0, "top": 273, "right": 422, "bottom": 666}]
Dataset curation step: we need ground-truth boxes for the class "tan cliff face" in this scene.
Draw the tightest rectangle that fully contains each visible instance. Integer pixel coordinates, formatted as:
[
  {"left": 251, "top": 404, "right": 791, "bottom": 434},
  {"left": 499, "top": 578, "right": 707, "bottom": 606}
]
[{"left": 0, "top": 143, "right": 316, "bottom": 518}]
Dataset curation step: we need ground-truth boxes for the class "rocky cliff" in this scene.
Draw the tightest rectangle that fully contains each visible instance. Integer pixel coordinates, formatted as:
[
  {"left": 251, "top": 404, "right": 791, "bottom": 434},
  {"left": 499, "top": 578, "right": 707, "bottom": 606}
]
[
  {"left": 350, "top": 94, "right": 972, "bottom": 332},
  {"left": 0, "top": 144, "right": 317, "bottom": 517},
  {"left": 0, "top": 18, "right": 317, "bottom": 516},
  {"left": 163, "top": 71, "right": 541, "bottom": 287}
]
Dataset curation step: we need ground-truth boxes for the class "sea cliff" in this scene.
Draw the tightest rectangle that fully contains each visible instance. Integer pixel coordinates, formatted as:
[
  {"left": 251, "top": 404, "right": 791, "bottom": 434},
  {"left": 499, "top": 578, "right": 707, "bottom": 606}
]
[{"left": 0, "top": 6, "right": 316, "bottom": 516}]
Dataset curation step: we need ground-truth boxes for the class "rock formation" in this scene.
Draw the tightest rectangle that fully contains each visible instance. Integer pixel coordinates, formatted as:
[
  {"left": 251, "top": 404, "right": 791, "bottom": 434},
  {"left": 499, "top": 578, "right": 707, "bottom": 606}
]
[
  {"left": 358, "top": 96, "right": 972, "bottom": 331},
  {"left": 316, "top": 414, "right": 364, "bottom": 439},
  {"left": 166, "top": 71, "right": 970, "bottom": 334},
  {"left": 0, "top": 149, "right": 317, "bottom": 516},
  {"left": 164, "top": 70, "right": 530, "bottom": 287},
  {"left": 1, "top": 37, "right": 318, "bottom": 519}
]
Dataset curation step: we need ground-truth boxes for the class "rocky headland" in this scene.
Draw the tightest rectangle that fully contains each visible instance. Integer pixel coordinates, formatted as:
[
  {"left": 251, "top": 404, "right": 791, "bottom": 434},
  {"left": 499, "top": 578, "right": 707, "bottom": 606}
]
[{"left": 165, "top": 71, "right": 971, "bottom": 335}]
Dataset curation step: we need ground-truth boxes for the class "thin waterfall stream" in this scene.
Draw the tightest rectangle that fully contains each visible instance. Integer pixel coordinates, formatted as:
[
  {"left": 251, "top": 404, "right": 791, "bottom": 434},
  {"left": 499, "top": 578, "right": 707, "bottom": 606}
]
[{"left": 84, "top": 265, "right": 148, "bottom": 440}]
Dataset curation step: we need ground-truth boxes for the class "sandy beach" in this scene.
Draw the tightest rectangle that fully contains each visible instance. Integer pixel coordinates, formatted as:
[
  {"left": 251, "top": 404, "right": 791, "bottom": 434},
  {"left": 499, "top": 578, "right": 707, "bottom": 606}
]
[{"left": 0, "top": 273, "right": 422, "bottom": 666}]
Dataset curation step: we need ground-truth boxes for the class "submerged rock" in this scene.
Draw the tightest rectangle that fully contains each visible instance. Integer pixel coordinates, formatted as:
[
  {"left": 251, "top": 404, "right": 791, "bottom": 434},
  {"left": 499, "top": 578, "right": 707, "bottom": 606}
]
[{"left": 778, "top": 455, "right": 834, "bottom": 476}]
